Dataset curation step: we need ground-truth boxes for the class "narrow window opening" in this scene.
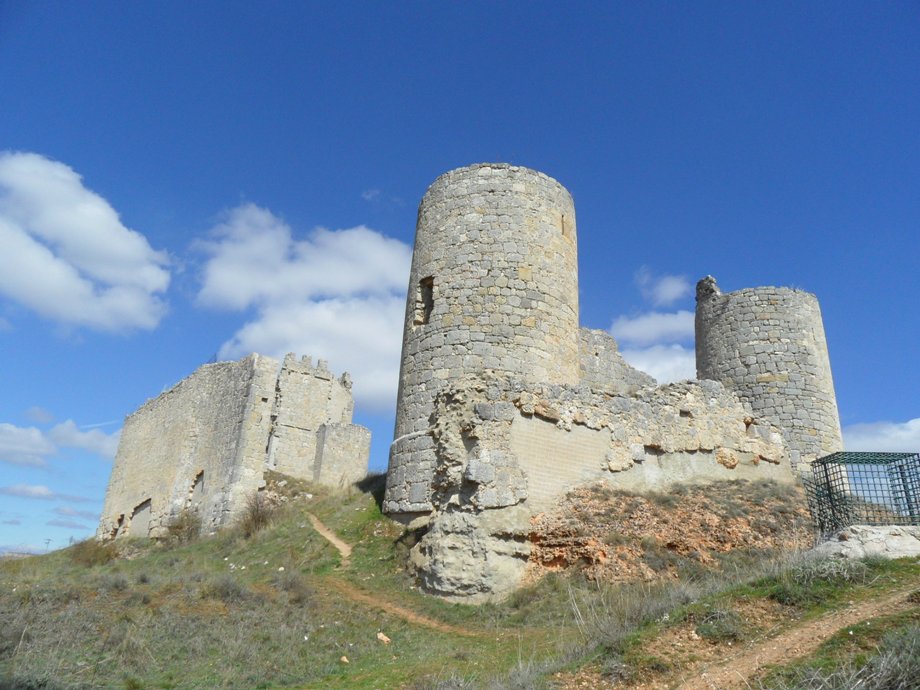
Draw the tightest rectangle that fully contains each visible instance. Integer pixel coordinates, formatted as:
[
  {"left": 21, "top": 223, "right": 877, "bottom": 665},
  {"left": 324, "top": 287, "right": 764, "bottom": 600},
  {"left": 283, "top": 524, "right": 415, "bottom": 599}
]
[{"left": 414, "top": 276, "right": 434, "bottom": 326}]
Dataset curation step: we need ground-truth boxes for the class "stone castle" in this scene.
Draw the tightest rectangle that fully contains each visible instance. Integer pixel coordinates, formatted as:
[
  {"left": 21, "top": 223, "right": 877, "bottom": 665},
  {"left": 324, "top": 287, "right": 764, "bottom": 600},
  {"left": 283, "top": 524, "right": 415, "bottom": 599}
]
[
  {"left": 97, "top": 161, "right": 843, "bottom": 603},
  {"left": 98, "top": 353, "right": 370, "bottom": 540},
  {"left": 383, "top": 163, "right": 842, "bottom": 601}
]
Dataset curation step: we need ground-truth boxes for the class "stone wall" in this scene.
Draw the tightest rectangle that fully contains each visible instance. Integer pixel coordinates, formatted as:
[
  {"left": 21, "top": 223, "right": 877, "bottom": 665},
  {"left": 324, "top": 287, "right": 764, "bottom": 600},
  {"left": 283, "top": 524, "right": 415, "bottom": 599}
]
[
  {"left": 695, "top": 276, "right": 843, "bottom": 465},
  {"left": 408, "top": 375, "right": 793, "bottom": 602},
  {"left": 578, "top": 328, "right": 656, "bottom": 394},
  {"left": 387, "top": 163, "right": 581, "bottom": 519},
  {"left": 98, "top": 353, "right": 370, "bottom": 540}
]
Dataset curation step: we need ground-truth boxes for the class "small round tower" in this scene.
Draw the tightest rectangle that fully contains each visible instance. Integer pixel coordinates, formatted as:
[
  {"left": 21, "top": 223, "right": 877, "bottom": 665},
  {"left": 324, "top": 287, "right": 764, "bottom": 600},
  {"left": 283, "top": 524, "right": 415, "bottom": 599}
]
[
  {"left": 385, "top": 163, "right": 580, "bottom": 519},
  {"left": 695, "top": 276, "right": 842, "bottom": 465}
]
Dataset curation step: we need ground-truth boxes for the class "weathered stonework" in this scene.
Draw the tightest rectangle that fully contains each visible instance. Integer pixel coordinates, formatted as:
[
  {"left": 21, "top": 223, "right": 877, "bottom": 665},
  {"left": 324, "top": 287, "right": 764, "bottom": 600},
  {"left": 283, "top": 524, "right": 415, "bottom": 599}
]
[
  {"left": 409, "top": 374, "right": 790, "bottom": 602},
  {"left": 98, "top": 353, "right": 370, "bottom": 540},
  {"left": 695, "top": 276, "right": 843, "bottom": 466},
  {"left": 384, "top": 163, "right": 817, "bottom": 602}
]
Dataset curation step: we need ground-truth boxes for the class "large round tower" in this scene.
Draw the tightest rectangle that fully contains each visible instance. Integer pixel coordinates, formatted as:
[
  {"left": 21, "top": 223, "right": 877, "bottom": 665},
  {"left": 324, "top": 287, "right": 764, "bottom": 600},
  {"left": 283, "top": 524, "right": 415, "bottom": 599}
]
[
  {"left": 695, "top": 276, "right": 842, "bottom": 465},
  {"left": 384, "top": 163, "right": 580, "bottom": 520}
]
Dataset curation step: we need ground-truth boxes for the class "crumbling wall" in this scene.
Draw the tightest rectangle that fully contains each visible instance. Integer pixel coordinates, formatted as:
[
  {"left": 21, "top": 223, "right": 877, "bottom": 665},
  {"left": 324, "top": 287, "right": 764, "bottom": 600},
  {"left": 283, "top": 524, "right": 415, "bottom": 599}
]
[
  {"left": 578, "top": 328, "right": 656, "bottom": 393},
  {"left": 407, "top": 374, "right": 793, "bottom": 602},
  {"left": 267, "top": 354, "right": 358, "bottom": 480},
  {"left": 97, "top": 354, "right": 276, "bottom": 539},
  {"left": 695, "top": 276, "right": 843, "bottom": 465},
  {"left": 98, "top": 353, "right": 370, "bottom": 541}
]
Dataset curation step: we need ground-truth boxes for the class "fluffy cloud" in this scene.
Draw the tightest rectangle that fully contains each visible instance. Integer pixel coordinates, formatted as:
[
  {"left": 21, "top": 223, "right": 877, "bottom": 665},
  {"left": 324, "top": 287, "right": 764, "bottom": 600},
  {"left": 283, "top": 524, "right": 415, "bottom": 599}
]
[
  {"left": 610, "top": 310, "right": 694, "bottom": 347},
  {"left": 0, "top": 420, "right": 119, "bottom": 466},
  {"left": 197, "top": 204, "right": 411, "bottom": 411},
  {"left": 843, "top": 418, "right": 920, "bottom": 453},
  {"left": 0, "top": 423, "right": 56, "bottom": 466},
  {"left": 25, "top": 406, "right": 54, "bottom": 424},
  {"left": 619, "top": 344, "right": 697, "bottom": 384},
  {"left": 0, "top": 151, "right": 170, "bottom": 331},
  {"left": 48, "top": 421, "right": 120, "bottom": 459},
  {"left": 635, "top": 266, "right": 691, "bottom": 307},
  {"left": 0, "top": 484, "right": 93, "bottom": 502}
]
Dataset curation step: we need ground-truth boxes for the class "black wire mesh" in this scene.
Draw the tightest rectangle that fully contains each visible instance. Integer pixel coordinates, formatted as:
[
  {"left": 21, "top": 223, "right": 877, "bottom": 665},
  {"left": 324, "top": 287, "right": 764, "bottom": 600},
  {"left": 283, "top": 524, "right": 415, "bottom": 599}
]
[{"left": 804, "top": 452, "right": 920, "bottom": 536}]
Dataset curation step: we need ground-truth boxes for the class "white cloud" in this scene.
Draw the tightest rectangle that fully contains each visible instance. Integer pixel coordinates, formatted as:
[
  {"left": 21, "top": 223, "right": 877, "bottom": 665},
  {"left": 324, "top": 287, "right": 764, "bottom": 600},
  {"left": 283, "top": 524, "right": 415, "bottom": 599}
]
[
  {"left": 48, "top": 420, "right": 120, "bottom": 459},
  {"left": 619, "top": 344, "right": 697, "bottom": 384},
  {"left": 197, "top": 204, "right": 411, "bottom": 411},
  {"left": 0, "top": 151, "right": 170, "bottom": 331},
  {"left": 47, "top": 518, "right": 92, "bottom": 530},
  {"left": 843, "top": 418, "right": 920, "bottom": 453},
  {"left": 0, "top": 423, "right": 56, "bottom": 466},
  {"left": 0, "top": 419, "right": 120, "bottom": 466},
  {"left": 0, "top": 484, "right": 93, "bottom": 503},
  {"left": 635, "top": 266, "right": 691, "bottom": 307},
  {"left": 610, "top": 310, "right": 694, "bottom": 346},
  {"left": 361, "top": 188, "right": 381, "bottom": 201}
]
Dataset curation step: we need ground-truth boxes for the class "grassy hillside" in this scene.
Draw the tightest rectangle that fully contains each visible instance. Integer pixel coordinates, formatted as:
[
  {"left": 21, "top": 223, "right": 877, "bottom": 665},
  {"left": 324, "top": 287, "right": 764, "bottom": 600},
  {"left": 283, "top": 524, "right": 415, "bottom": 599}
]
[{"left": 1, "top": 476, "right": 918, "bottom": 690}]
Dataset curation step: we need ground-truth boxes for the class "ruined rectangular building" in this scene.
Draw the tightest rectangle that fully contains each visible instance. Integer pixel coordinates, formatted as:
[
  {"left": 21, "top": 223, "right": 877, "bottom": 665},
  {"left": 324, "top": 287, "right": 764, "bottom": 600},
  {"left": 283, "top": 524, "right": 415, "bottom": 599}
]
[{"left": 98, "top": 353, "right": 370, "bottom": 540}]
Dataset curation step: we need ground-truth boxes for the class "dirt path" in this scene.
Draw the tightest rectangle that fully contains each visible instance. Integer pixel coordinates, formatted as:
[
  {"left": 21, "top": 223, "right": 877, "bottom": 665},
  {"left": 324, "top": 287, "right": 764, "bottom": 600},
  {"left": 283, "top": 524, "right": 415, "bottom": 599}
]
[
  {"left": 306, "top": 512, "right": 352, "bottom": 565},
  {"left": 306, "top": 511, "right": 482, "bottom": 637},
  {"left": 326, "top": 578, "right": 483, "bottom": 637},
  {"left": 677, "top": 582, "right": 920, "bottom": 690}
]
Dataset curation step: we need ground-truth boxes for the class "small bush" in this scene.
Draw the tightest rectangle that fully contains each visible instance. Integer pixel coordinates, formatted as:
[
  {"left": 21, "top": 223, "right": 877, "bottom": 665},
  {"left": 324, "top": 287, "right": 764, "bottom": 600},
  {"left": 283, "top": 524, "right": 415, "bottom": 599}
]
[
  {"left": 69, "top": 538, "right": 117, "bottom": 567},
  {"left": 694, "top": 607, "right": 745, "bottom": 642},
  {"left": 238, "top": 492, "right": 275, "bottom": 538},
  {"left": 767, "top": 557, "right": 870, "bottom": 607},
  {"left": 203, "top": 575, "right": 249, "bottom": 604},
  {"left": 273, "top": 570, "right": 313, "bottom": 605},
  {"left": 97, "top": 572, "right": 130, "bottom": 593},
  {"left": 164, "top": 509, "right": 202, "bottom": 545}
]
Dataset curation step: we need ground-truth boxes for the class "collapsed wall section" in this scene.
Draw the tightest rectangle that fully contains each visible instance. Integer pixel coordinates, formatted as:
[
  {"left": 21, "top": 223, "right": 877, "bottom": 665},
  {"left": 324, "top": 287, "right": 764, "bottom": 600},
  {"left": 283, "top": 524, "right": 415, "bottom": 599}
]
[
  {"left": 695, "top": 276, "right": 842, "bottom": 465},
  {"left": 409, "top": 374, "right": 793, "bottom": 602},
  {"left": 97, "top": 354, "right": 276, "bottom": 540},
  {"left": 578, "top": 328, "right": 656, "bottom": 393},
  {"left": 387, "top": 163, "right": 581, "bottom": 519}
]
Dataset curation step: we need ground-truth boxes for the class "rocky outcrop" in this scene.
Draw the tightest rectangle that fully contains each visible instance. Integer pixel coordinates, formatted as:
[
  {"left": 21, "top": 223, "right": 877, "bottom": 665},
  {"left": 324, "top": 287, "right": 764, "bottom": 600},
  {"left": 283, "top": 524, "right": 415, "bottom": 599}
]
[{"left": 811, "top": 525, "right": 920, "bottom": 560}]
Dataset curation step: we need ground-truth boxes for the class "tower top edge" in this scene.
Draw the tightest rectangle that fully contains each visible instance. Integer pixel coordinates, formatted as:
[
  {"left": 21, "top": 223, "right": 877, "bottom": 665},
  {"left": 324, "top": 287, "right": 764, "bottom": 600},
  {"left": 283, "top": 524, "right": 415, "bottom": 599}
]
[
  {"left": 696, "top": 276, "right": 819, "bottom": 303},
  {"left": 423, "top": 163, "right": 572, "bottom": 202}
]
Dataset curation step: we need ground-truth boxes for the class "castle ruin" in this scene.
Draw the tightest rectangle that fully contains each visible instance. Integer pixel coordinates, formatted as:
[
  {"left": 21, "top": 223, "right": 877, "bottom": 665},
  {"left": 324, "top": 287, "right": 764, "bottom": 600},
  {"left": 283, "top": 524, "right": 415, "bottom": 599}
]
[
  {"left": 384, "top": 163, "right": 842, "bottom": 602},
  {"left": 98, "top": 353, "right": 370, "bottom": 540}
]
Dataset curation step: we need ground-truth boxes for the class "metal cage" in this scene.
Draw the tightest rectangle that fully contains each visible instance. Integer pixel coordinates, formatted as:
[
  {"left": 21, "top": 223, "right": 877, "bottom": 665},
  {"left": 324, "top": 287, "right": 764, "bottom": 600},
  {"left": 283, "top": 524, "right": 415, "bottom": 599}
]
[{"left": 804, "top": 451, "right": 920, "bottom": 536}]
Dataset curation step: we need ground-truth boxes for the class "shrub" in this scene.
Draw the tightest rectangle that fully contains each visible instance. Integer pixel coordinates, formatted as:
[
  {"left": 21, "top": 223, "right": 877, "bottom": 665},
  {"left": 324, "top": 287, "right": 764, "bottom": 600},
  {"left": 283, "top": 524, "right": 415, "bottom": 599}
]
[
  {"left": 164, "top": 509, "right": 202, "bottom": 545},
  {"left": 767, "top": 556, "right": 870, "bottom": 607},
  {"left": 69, "top": 538, "right": 117, "bottom": 567},
  {"left": 203, "top": 575, "right": 249, "bottom": 604},
  {"left": 238, "top": 492, "right": 275, "bottom": 538},
  {"left": 694, "top": 607, "right": 745, "bottom": 642}
]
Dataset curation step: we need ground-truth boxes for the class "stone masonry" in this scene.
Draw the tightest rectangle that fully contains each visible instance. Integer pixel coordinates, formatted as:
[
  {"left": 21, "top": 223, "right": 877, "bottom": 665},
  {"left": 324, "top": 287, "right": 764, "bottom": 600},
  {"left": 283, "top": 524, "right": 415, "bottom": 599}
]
[
  {"left": 695, "top": 276, "right": 843, "bottom": 466},
  {"left": 98, "top": 353, "right": 370, "bottom": 540},
  {"left": 387, "top": 164, "right": 580, "bottom": 521},
  {"left": 384, "top": 163, "right": 831, "bottom": 602}
]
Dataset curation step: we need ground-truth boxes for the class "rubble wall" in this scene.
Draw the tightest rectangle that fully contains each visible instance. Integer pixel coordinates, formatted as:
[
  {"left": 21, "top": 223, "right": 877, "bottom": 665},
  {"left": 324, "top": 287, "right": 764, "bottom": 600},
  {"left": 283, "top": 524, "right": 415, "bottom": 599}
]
[
  {"left": 696, "top": 276, "right": 843, "bottom": 464},
  {"left": 409, "top": 375, "right": 793, "bottom": 602},
  {"left": 387, "top": 163, "right": 581, "bottom": 518}
]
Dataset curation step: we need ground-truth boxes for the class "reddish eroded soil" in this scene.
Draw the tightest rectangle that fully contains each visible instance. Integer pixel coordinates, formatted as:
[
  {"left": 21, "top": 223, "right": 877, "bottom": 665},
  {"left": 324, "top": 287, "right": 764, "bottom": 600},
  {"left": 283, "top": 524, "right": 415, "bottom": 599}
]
[{"left": 529, "top": 480, "right": 811, "bottom": 584}]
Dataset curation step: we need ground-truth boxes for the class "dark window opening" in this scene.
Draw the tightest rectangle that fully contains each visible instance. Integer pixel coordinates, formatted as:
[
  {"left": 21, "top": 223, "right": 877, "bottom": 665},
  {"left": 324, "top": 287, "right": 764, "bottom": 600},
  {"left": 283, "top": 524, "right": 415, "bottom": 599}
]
[{"left": 414, "top": 276, "right": 434, "bottom": 326}]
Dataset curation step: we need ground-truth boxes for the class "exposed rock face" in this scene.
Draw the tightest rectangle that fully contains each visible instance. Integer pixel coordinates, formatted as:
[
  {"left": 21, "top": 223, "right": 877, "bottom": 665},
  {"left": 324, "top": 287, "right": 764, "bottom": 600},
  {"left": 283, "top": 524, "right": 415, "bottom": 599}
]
[
  {"left": 407, "top": 374, "right": 794, "bottom": 601},
  {"left": 98, "top": 353, "right": 370, "bottom": 540},
  {"left": 811, "top": 525, "right": 920, "bottom": 560}
]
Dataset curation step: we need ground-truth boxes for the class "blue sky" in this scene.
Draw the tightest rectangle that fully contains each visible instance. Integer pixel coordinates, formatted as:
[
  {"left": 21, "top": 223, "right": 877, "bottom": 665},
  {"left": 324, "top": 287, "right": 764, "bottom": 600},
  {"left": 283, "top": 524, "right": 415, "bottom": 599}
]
[{"left": 1, "top": 2, "right": 918, "bottom": 554}]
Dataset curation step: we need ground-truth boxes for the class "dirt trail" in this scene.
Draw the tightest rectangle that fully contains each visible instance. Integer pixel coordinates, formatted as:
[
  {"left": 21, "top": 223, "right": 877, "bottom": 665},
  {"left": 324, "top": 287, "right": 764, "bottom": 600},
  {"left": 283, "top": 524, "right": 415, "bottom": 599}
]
[
  {"left": 306, "top": 511, "right": 482, "bottom": 637},
  {"left": 677, "top": 582, "right": 920, "bottom": 690},
  {"left": 306, "top": 512, "right": 352, "bottom": 565}
]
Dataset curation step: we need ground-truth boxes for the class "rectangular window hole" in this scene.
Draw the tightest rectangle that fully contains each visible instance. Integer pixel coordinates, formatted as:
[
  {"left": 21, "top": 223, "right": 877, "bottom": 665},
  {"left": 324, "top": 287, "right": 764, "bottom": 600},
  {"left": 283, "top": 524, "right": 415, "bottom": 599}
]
[{"left": 414, "top": 276, "right": 434, "bottom": 326}]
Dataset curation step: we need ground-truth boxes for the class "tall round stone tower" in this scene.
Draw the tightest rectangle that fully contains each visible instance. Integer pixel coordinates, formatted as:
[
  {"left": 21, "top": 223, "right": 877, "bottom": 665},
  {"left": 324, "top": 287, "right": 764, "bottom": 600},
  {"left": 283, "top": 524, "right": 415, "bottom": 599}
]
[
  {"left": 384, "top": 163, "right": 580, "bottom": 520},
  {"left": 695, "top": 276, "right": 842, "bottom": 465}
]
